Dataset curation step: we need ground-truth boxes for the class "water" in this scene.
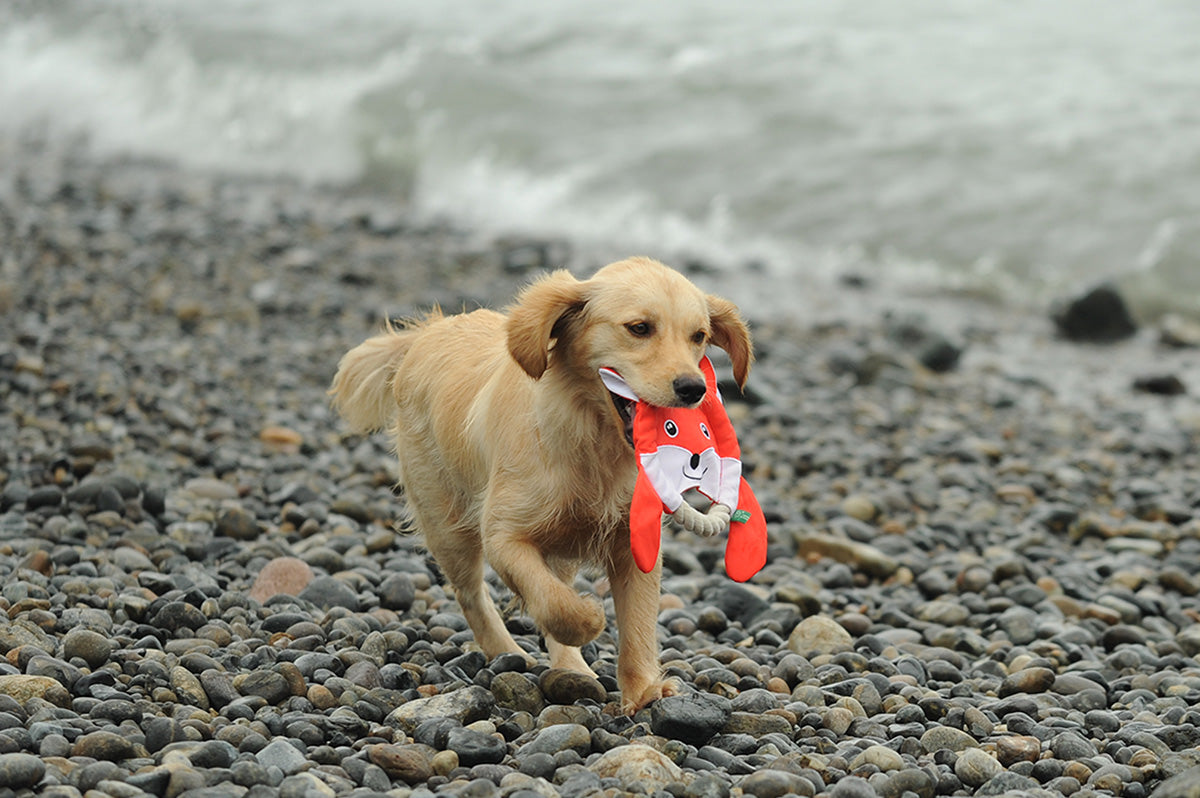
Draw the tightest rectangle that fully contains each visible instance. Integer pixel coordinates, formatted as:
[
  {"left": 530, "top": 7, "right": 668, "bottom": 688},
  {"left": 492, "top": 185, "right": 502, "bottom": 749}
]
[{"left": 4, "top": 0, "right": 1199, "bottom": 319}]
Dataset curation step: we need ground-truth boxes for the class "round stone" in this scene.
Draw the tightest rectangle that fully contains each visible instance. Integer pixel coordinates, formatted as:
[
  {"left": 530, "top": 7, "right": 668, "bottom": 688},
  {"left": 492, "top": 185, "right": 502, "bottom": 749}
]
[
  {"left": 919, "top": 726, "right": 977, "bottom": 753},
  {"left": 954, "top": 748, "right": 1003, "bottom": 787},
  {"left": 851, "top": 745, "right": 904, "bottom": 772},
  {"left": 787, "top": 615, "right": 853, "bottom": 656},
  {"left": 538, "top": 668, "right": 607, "bottom": 705},
  {"left": 0, "top": 753, "right": 46, "bottom": 790},
  {"left": 62, "top": 628, "right": 114, "bottom": 669},
  {"left": 72, "top": 731, "right": 137, "bottom": 761}
]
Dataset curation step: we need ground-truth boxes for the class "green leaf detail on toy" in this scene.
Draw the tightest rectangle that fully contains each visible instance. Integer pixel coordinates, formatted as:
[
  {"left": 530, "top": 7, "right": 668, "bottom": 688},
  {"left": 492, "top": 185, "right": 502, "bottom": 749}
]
[{"left": 731, "top": 509, "right": 752, "bottom": 524}]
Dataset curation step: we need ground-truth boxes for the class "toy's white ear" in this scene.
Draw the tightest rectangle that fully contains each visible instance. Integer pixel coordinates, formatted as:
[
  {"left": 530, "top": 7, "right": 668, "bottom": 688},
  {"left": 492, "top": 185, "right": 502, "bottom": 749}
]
[{"left": 599, "top": 368, "right": 639, "bottom": 401}]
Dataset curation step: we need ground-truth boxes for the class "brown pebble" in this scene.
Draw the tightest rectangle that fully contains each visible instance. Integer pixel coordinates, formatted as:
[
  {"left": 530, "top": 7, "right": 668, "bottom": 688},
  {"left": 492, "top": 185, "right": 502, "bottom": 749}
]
[
  {"left": 308, "top": 685, "right": 338, "bottom": 710},
  {"left": 539, "top": 668, "right": 608, "bottom": 704},
  {"left": 260, "top": 425, "right": 303, "bottom": 452},
  {"left": 995, "top": 735, "right": 1041, "bottom": 765},
  {"left": 367, "top": 743, "right": 434, "bottom": 784},
  {"left": 1064, "top": 761, "right": 1093, "bottom": 782},
  {"left": 659, "top": 594, "right": 685, "bottom": 611},
  {"left": 248, "top": 557, "right": 315, "bottom": 602},
  {"left": 18, "top": 550, "right": 53, "bottom": 576},
  {"left": 767, "top": 677, "right": 790, "bottom": 694}
]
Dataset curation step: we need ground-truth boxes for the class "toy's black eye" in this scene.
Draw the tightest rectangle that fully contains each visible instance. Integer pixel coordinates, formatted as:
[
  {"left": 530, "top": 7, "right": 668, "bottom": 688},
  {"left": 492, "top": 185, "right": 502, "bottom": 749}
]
[
  {"left": 663, "top": 420, "right": 678, "bottom": 437},
  {"left": 699, "top": 422, "right": 711, "bottom": 439},
  {"left": 626, "top": 322, "right": 652, "bottom": 337}
]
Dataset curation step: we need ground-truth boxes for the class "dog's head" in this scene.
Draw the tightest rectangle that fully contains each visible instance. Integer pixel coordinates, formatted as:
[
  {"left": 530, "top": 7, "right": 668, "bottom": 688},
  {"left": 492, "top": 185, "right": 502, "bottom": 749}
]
[{"left": 507, "top": 257, "right": 753, "bottom": 439}]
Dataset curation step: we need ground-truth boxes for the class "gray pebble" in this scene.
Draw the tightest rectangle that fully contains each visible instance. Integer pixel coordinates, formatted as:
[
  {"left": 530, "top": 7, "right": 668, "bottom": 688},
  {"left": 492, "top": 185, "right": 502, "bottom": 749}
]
[
  {"left": 0, "top": 752, "right": 46, "bottom": 789},
  {"left": 256, "top": 738, "right": 309, "bottom": 776}
]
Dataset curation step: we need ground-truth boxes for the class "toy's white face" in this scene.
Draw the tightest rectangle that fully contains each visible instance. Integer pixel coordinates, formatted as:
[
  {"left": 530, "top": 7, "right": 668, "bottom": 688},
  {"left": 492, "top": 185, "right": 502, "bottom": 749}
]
[{"left": 645, "top": 443, "right": 722, "bottom": 501}]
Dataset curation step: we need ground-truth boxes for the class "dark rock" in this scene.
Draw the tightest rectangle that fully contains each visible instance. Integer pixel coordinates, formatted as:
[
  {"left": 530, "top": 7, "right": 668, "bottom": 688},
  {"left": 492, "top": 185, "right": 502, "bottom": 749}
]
[
  {"left": 149, "top": 601, "right": 207, "bottom": 632},
  {"left": 143, "top": 717, "right": 188, "bottom": 753},
  {"left": 379, "top": 573, "right": 416, "bottom": 611},
  {"left": 238, "top": 670, "right": 291, "bottom": 704},
  {"left": 26, "top": 485, "right": 64, "bottom": 511},
  {"left": 0, "top": 752, "right": 45, "bottom": 789},
  {"left": 703, "top": 584, "right": 768, "bottom": 627},
  {"left": 650, "top": 693, "right": 732, "bottom": 746},
  {"left": 446, "top": 726, "right": 507, "bottom": 766},
  {"left": 1052, "top": 283, "right": 1137, "bottom": 342},
  {"left": 1133, "top": 374, "right": 1187, "bottom": 396}
]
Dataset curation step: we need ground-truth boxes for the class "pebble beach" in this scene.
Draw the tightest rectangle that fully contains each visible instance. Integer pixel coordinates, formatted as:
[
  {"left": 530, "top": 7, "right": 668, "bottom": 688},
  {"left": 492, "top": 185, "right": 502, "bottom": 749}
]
[{"left": 2, "top": 136, "right": 1200, "bottom": 798}]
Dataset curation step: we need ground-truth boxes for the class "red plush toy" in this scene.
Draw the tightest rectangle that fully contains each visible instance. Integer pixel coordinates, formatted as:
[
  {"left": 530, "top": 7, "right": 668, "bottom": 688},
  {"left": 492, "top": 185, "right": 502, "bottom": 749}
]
[{"left": 600, "top": 356, "right": 768, "bottom": 582}]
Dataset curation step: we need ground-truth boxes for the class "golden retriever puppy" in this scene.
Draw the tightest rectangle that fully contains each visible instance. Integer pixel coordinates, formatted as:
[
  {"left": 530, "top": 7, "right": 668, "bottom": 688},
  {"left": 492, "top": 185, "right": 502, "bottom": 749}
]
[{"left": 330, "top": 256, "right": 753, "bottom": 711}]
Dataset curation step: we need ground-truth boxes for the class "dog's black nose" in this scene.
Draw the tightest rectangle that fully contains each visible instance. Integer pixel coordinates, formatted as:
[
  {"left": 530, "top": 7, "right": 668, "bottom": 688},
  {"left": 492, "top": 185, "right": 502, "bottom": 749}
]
[{"left": 673, "top": 376, "right": 706, "bottom": 405}]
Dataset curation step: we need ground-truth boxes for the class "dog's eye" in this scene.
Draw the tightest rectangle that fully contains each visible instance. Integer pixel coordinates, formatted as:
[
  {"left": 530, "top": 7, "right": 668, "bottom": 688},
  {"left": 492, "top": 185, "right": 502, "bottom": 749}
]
[
  {"left": 663, "top": 420, "right": 678, "bottom": 437},
  {"left": 626, "top": 322, "right": 652, "bottom": 337},
  {"left": 699, "top": 422, "right": 711, "bottom": 439},
  {"left": 692, "top": 330, "right": 707, "bottom": 344}
]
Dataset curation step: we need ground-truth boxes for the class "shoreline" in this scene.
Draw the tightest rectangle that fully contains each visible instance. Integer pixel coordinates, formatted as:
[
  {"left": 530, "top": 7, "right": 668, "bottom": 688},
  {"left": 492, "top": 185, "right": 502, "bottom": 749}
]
[{"left": 2, "top": 137, "right": 1200, "bottom": 798}]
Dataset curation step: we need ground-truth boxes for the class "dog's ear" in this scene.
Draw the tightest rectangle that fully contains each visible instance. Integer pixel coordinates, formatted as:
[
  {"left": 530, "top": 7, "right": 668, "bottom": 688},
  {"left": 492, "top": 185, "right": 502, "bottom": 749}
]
[
  {"left": 707, "top": 294, "right": 754, "bottom": 389},
  {"left": 507, "top": 270, "right": 589, "bottom": 379}
]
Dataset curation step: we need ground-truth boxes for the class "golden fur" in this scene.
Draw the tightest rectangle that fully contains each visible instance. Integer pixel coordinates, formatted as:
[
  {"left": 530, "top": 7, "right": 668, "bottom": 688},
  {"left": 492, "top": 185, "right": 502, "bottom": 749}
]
[{"left": 330, "top": 256, "right": 752, "bottom": 711}]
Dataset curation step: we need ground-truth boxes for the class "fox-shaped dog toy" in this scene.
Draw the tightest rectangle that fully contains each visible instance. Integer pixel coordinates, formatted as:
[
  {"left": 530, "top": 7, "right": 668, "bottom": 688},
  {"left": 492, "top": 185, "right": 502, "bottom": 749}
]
[{"left": 600, "top": 356, "right": 768, "bottom": 582}]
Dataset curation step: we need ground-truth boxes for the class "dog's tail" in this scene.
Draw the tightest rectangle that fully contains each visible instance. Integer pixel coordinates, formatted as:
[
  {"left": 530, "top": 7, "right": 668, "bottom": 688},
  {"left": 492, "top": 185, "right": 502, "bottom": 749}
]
[{"left": 330, "top": 320, "right": 420, "bottom": 434}]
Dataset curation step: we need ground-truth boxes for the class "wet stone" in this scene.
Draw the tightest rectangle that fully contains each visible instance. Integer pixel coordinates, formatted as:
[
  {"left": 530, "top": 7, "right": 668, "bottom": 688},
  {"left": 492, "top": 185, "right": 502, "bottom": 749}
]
[
  {"left": 517, "top": 724, "right": 592, "bottom": 758},
  {"left": 298, "top": 575, "right": 360, "bottom": 610},
  {"left": 367, "top": 743, "right": 434, "bottom": 784},
  {"left": 0, "top": 752, "right": 46, "bottom": 790},
  {"left": 238, "top": 670, "right": 291, "bottom": 704},
  {"left": 538, "top": 669, "right": 607, "bottom": 705},
  {"left": 740, "top": 769, "right": 816, "bottom": 798},
  {"left": 650, "top": 693, "right": 732, "bottom": 747},
  {"left": 71, "top": 730, "right": 136, "bottom": 761},
  {"left": 446, "top": 726, "right": 507, "bottom": 766}
]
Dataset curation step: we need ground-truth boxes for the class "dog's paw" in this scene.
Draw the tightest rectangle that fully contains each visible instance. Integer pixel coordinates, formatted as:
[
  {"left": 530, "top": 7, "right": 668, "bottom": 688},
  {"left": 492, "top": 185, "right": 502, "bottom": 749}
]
[
  {"left": 543, "top": 594, "right": 605, "bottom": 647},
  {"left": 619, "top": 676, "right": 680, "bottom": 715}
]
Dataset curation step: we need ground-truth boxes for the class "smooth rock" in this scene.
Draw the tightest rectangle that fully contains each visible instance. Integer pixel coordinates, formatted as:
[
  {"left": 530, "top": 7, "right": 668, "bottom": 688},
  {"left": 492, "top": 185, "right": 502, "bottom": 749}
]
[
  {"left": 787, "top": 615, "right": 853, "bottom": 656},
  {"left": 954, "top": 747, "right": 1002, "bottom": 787},
  {"left": 649, "top": 693, "right": 732, "bottom": 746},
  {"left": 587, "top": 744, "right": 684, "bottom": 792}
]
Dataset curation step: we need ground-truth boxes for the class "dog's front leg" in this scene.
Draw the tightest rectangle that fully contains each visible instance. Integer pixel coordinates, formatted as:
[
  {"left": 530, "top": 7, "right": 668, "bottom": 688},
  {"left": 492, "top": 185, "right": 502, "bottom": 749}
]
[
  {"left": 607, "top": 535, "right": 677, "bottom": 713},
  {"left": 484, "top": 532, "right": 606, "bottom": 649}
]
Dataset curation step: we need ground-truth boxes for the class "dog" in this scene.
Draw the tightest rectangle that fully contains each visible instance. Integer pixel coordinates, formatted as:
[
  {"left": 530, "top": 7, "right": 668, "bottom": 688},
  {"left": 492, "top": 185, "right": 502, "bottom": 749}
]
[{"left": 330, "top": 256, "right": 753, "bottom": 711}]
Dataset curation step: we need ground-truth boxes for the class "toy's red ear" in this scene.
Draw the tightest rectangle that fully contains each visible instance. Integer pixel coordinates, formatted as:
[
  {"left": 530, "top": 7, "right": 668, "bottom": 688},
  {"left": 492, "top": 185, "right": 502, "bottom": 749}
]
[
  {"left": 725, "top": 477, "right": 768, "bottom": 582},
  {"left": 630, "top": 469, "right": 664, "bottom": 573},
  {"left": 707, "top": 294, "right": 753, "bottom": 389}
]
